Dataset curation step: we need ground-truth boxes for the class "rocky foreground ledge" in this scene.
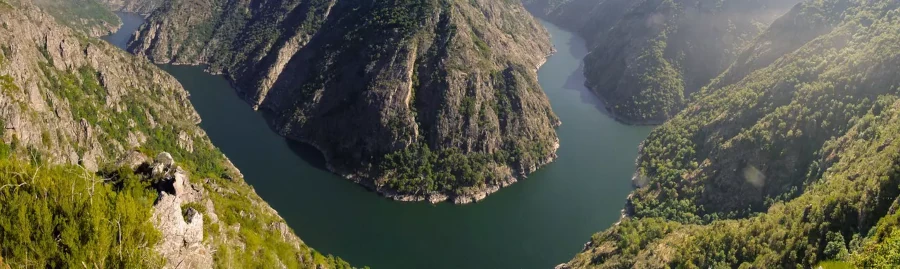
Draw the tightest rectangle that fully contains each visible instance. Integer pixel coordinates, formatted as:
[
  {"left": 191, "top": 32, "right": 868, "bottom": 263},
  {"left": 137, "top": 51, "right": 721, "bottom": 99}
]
[
  {"left": 115, "top": 151, "right": 312, "bottom": 268},
  {"left": 117, "top": 151, "right": 214, "bottom": 267}
]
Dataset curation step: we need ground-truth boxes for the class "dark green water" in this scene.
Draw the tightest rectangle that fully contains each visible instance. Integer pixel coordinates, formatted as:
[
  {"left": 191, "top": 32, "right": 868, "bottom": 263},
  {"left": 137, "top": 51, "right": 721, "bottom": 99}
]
[{"left": 106, "top": 13, "right": 653, "bottom": 269}]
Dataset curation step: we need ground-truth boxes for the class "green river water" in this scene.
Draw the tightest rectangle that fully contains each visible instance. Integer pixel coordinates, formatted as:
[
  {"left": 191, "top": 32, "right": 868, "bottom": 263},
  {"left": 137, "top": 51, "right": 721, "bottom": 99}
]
[{"left": 105, "top": 12, "right": 654, "bottom": 269}]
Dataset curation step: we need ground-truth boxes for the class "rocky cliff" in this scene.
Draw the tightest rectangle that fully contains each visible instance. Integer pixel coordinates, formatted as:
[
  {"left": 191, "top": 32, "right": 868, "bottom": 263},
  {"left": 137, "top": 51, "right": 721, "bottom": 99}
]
[
  {"left": 559, "top": 0, "right": 900, "bottom": 267},
  {"left": 128, "top": 0, "right": 560, "bottom": 203},
  {"left": 0, "top": 1, "right": 350, "bottom": 267},
  {"left": 524, "top": 0, "right": 798, "bottom": 124}
]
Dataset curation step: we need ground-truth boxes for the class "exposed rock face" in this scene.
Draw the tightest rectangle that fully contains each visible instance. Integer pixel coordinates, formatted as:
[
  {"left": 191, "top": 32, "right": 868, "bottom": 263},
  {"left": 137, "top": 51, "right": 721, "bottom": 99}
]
[
  {"left": 153, "top": 194, "right": 210, "bottom": 268},
  {"left": 0, "top": 1, "right": 196, "bottom": 172},
  {"left": 128, "top": 0, "right": 560, "bottom": 201},
  {"left": 0, "top": 3, "right": 351, "bottom": 267},
  {"left": 147, "top": 153, "right": 213, "bottom": 269},
  {"left": 116, "top": 149, "right": 150, "bottom": 169},
  {"left": 524, "top": 0, "right": 799, "bottom": 124}
]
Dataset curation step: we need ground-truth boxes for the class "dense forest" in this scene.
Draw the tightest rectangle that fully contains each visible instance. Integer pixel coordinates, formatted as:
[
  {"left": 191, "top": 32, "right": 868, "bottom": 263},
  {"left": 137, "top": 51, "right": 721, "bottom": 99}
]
[
  {"left": 558, "top": 0, "right": 900, "bottom": 267},
  {"left": 0, "top": 1, "right": 351, "bottom": 267}
]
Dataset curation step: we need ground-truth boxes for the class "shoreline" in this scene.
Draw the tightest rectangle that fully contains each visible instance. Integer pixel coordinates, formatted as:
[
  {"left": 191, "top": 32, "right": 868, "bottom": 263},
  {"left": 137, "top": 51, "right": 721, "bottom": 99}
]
[
  {"left": 138, "top": 38, "right": 563, "bottom": 205},
  {"left": 140, "top": 11, "right": 653, "bottom": 209}
]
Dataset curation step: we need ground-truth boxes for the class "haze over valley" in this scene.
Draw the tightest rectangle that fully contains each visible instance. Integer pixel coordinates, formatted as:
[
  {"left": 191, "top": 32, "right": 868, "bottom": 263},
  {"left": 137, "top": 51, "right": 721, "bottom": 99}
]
[{"left": 1, "top": 0, "right": 900, "bottom": 268}]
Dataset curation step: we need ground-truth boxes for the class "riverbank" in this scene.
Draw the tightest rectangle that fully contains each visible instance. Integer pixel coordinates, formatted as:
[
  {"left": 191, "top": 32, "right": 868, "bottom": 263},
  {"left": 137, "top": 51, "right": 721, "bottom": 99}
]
[{"left": 106, "top": 12, "right": 654, "bottom": 269}]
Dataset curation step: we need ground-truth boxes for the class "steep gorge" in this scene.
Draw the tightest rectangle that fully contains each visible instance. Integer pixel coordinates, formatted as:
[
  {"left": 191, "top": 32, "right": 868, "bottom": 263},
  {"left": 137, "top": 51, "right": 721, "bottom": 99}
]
[
  {"left": 127, "top": 0, "right": 561, "bottom": 203},
  {"left": 0, "top": 1, "right": 350, "bottom": 267},
  {"left": 100, "top": 0, "right": 165, "bottom": 14},
  {"left": 558, "top": 0, "right": 900, "bottom": 267},
  {"left": 524, "top": 0, "right": 799, "bottom": 124},
  {"left": 32, "top": 0, "right": 121, "bottom": 37}
]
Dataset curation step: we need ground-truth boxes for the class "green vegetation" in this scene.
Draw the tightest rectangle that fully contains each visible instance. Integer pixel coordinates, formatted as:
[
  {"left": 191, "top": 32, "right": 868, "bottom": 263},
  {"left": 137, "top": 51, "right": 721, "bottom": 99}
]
[
  {"left": 0, "top": 158, "right": 162, "bottom": 268},
  {"left": 134, "top": 0, "right": 559, "bottom": 199},
  {"left": 0, "top": 75, "right": 15, "bottom": 94},
  {"left": 380, "top": 142, "right": 507, "bottom": 194},
  {"left": 628, "top": 0, "right": 900, "bottom": 223},
  {"left": 379, "top": 63, "right": 557, "bottom": 196},
  {"left": 606, "top": 35, "right": 684, "bottom": 123},
  {"left": 44, "top": 62, "right": 348, "bottom": 269},
  {"left": 204, "top": 170, "right": 353, "bottom": 269},
  {"left": 565, "top": 0, "right": 900, "bottom": 267},
  {"left": 573, "top": 95, "right": 900, "bottom": 267},
  {"left": 530, "top": 0, "right": 798, "bottom": 123},
  {"left": 0, "top": 3, "right": 355, "bottom": 267},
  {"left": 32, "top": 0, "right": 120, "bottom": 36}
]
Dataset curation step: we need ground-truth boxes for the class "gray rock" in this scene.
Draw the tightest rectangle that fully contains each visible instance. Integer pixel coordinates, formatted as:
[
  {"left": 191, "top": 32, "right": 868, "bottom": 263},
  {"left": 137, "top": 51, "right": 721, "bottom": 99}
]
[
  {"left": 152, "top": 192, "right": 212, "bottom": 269},
  {"left": 172, "top": 167, "right": 188, "bottom": 197},
  {"left": 115, "top": 150, "right": 149, "bottom": 170},
  {"left": 177, "top": 131, "right": 194, "bottom": 153},
  {"left": 269, "top": 222, "right": 301, "bottom": 249},
  {"left": 156, "top": 152, "right": 175, "bottom": 166},
  {"left": 128, "top": 0, "right": 562, "bottom": 200},
  {"left": 151, "top": 152, "right": 174, "bottom": 178}
]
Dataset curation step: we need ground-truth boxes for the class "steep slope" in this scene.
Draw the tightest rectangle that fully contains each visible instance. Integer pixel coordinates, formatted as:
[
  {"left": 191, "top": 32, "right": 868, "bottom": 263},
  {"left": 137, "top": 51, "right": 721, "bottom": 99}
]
[
  {"left": 128, "top": 0, "right": 560, "bottom": 203},
  {"left": 32, "top": 0, "right": 121, "bottom": 37},
  {"left": 559, "top": 0, "right": 900, "bottom": 267},
  {"left": 0, "top": 1, "right": 350, "bottom": 267},
  {"left": 524, "top": 0, "right": 798, "bottom": 124},
  {"left": 101, "top": 0, "right": 165, "bottom": 14}
]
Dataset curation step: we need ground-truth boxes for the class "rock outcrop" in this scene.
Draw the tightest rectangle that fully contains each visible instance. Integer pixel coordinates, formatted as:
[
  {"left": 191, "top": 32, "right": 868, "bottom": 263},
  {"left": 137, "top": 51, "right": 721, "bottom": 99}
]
[
  {"left": 146, "top": 152, "right": 213, "bottom": 269},
  {"left": 0, "top": 2, "right": 351, "bottom": 267},
  {"left": 128, "top": 0, "right": 560, "bottom": 202},
  {"left": 0, "top": 0, "right": 195, "bottom": 172}
]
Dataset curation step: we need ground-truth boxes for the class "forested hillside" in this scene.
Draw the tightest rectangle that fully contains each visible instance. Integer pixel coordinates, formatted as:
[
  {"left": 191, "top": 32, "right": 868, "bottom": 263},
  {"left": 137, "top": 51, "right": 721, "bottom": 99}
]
[
  {"left": 559, "top": 0, "right": 900, "bottom": 267},
  {"left": 0, "top": 1, "right": 350, "bottom": 267},
  {"left": 128, "top": 0, "right": 560, "bottom": 203},
  {"left": 100, "top": 0, "right": 164, "bottom": 14},
  {"left": 524, "top": 0, "right": 798, "bottom": 124},
  {"left": 32, "top": 0, "right": 121, "bottom": 36}
]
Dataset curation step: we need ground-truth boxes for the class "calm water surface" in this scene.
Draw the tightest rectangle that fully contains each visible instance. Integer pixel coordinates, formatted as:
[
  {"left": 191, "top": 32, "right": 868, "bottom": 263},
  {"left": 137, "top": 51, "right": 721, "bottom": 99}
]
[{"left": 105, "top": 13, "right": 653, "bottom": 269}]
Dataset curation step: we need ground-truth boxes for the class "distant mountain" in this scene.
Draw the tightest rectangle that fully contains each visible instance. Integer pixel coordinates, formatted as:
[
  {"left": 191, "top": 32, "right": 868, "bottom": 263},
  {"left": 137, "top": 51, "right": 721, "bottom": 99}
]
[
  {"left": 524, "top": 0, "right": 798, "bottom": 124},
  {"left": 100, "top": 0, "right": 165, "bottom": 14},
  {"left": 127, "top": 0, "right": 561, "bottom": 203},
  {"left": 557, "top": 0, "right": 900, "bottom": 267},
  {"left": 32, "top": 0, "right": 121, "bottom": 36}
]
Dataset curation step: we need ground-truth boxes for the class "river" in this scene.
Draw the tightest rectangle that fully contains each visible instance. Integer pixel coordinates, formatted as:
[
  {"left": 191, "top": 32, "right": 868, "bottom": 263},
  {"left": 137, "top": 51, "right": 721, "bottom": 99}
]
[{"left": 105, "top": 12, "right": 653, "bottom": 269}]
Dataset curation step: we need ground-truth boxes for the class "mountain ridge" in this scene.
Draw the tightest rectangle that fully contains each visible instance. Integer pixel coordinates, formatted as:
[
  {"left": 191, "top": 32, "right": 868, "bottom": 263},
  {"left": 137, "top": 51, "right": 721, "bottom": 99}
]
[
  {"left": 0, "top": 1, "right": 352, "bottom": 267},
  {"left": 524, "top": 0, "right": 799, "bottom": 124},
  {"left": 558, "top": 0, "right": 900, "bottom": 267},
  {"left": 125, "top": 0, "right": 562, "bottom": 203}
]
